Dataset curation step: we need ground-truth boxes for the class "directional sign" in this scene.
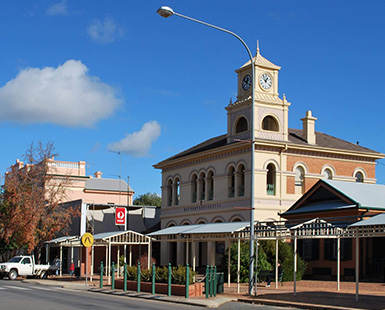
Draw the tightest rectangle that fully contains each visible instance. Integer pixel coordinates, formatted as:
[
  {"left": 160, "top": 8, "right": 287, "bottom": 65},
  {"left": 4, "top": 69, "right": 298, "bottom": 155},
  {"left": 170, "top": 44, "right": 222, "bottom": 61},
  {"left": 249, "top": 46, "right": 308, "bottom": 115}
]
[
  {"left": 115, "top": 207, "right": 126, "bottom": 226},
  {"left": 81, "top": 233, "right": 94, "bottom": 248}
]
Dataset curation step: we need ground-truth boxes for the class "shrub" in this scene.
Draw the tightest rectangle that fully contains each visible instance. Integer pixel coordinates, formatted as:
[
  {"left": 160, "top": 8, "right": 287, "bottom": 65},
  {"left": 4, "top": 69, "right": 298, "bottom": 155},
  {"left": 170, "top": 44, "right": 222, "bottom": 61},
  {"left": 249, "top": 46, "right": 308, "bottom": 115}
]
[
  {"left": 259, "top": 240, "right": 307, "bottom": 282},
  {"left": 124, "top": 264, "right": 196, "bottom": 284},
  {"left": 223, "top": 240, "right": 307, "bottom": 283},
  {"left": 137, "top": 252, "right": 156, "bottom": 269}
]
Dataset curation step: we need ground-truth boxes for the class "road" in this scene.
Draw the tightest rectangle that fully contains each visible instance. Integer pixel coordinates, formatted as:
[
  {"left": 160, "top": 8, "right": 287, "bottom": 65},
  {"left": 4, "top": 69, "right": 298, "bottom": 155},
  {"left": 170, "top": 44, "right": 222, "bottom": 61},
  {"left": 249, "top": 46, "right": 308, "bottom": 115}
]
[{"left": 0, "top": 280, "right": 297, "bottom": 310}]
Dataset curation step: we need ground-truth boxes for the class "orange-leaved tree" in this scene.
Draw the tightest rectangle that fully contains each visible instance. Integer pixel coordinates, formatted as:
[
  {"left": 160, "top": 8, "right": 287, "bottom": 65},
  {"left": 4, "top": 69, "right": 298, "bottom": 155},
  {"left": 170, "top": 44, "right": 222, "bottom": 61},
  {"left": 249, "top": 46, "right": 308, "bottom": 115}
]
[{"left": 0, "top": 142, "right": 79, "bottom": 260}]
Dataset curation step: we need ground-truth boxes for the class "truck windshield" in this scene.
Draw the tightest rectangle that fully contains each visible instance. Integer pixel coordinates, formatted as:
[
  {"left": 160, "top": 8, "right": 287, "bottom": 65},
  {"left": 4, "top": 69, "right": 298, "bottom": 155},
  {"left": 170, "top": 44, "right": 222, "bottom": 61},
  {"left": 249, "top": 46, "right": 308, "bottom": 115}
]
[{"left": 8, "top": 256, "right": 23, "bottom": 263}]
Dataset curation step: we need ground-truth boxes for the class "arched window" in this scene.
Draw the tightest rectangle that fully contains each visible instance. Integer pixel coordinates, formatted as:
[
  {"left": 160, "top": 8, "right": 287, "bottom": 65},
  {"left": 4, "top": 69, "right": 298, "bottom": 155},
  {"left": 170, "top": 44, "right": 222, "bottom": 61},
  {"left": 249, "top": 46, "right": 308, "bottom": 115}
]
[
  {"left": 207, "top": 171, "right": 214, "bottom": 200},
  {"left": 355, "top": 171, "right": 364, "bottom": 183},
  {"left": 228, "top": 166, "right": 235, "bottom": 198},
  {"left": 167, "top": 179, "right": 173, "bottom": 206},
  {"left": 235, "top": 117, "right": 248, "bottom": 133},
  {"left": 295, "top": 167, "right": 305, "bottom": 194},
  {"left": 266, "top": 163, "right": 276, "bottom": 195},
  {"left": 174, "top": 178, "right": 180, "bottom": 205},
  {"left": 191, "top": 174, "right": 198, "bottom": 203},
  {"left": 231, "top": 217, "right": 242, "bottom": 222},
  {"left": 262, "top": 115, "right": 279, "bottom": 132},
  {"left": 213, "top": 218, "right": 224, "bottom": 223},
  {"left": 199, "top": 172, "right": 206, "bottom": 201},
  {"left": 323, "top": 169, "right": 332, "bottom": 180},
  {"left": 238, "top": 164, "right": 245, "bottom": 196}
]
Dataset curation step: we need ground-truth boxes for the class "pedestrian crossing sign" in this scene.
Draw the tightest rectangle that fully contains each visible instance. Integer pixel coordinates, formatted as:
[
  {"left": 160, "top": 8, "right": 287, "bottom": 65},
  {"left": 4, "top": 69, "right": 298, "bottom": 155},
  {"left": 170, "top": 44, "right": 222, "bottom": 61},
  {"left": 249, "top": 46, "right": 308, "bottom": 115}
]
[{"left": 81, "top": 233, "right": 94, "bottom": 248}]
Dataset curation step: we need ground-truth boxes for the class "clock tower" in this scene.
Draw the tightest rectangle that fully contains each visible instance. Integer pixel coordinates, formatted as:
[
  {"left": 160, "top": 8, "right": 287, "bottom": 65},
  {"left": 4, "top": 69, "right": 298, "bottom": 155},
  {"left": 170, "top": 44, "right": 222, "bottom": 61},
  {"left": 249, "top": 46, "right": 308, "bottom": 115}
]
[{"left": 226, "top": 48, "right": 291, "bottom": 143}]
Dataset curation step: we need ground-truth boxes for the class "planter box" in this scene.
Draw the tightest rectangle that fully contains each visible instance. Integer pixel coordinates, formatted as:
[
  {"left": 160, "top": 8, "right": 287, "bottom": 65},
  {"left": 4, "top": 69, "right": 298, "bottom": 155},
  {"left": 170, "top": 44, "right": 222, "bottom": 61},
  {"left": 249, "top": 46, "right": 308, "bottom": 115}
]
[{"left": 115, "top": 279, "right": 203, "bottom": 297}]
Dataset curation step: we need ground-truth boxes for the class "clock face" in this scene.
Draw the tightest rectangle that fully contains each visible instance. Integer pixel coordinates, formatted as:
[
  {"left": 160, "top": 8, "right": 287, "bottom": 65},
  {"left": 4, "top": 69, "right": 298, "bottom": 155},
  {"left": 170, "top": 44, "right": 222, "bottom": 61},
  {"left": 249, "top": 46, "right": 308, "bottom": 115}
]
[
  {"left": 242, "top": 74, "right": 252, "bottom": 91},
  {"left": 259, "top": 73, "right": 272, "bottom": 90}
]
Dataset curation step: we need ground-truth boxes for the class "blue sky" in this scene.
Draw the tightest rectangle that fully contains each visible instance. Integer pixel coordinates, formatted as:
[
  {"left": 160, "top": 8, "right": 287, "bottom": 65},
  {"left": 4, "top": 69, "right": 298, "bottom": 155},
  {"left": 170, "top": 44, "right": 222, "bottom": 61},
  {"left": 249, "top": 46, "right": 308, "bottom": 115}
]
[{"left": 1, "top": 0, "right": 385, "bottom": 198}]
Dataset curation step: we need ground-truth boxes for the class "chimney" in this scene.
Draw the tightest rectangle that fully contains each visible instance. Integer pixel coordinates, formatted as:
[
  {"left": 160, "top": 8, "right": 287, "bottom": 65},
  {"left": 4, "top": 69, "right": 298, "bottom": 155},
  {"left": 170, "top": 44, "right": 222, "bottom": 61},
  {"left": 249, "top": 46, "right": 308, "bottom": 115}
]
[
  {"left": 301, "top": 110, "right": 317, "bottom": 144},
  {"left": 94, "top": 171, "right": 103, "bottom": 179}
]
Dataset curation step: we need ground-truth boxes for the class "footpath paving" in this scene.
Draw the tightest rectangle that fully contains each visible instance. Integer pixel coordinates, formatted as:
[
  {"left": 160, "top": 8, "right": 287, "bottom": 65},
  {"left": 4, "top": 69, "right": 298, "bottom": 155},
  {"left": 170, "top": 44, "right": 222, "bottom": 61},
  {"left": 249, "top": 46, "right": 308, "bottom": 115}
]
[{"left": 22, "top": 276, "right": 385, "bottom": 309}]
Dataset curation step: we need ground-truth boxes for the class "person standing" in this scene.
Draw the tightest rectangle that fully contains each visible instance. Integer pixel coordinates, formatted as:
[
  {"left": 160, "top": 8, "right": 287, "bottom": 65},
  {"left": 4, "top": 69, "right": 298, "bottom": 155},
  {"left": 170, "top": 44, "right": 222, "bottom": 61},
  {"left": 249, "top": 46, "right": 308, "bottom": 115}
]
[
  {"left": 54, "top": 256, "right": 60, "bottom": 276},
  {"left": 69, "top": 261, "right": 75, "bottom": 277}
]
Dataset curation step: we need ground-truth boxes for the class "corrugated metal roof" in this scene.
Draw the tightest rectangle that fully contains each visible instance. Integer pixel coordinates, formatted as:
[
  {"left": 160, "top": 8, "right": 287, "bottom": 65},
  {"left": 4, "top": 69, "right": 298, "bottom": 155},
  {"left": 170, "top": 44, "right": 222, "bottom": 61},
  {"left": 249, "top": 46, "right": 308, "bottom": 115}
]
[
  {"left": 323, "top": 180, "right": 385, "bottom": 210},
  {"left": 85, "top": 178, "right": 134, "bottom": 192},
  {"left": 148, "top": 222, "right": 250, "bottom": 236},
  {"left": 350, "top": 213, "right": 385, "bottom": 227},
  {"left": 283, "top": 201, "right": 356, "bottom": 215},
  {"left": 93, "top": 230, "right": 129, "bottom": 240},
  {"left": 46, "top": 236, "right": 78, "bottom": 244}
]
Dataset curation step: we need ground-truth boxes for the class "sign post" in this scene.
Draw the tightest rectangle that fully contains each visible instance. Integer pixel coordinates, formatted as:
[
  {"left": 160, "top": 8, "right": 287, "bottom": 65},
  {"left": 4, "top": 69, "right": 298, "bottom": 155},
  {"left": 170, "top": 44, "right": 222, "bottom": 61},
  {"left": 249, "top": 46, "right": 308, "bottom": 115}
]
[
  {"left": 115, "top": 207, "right": 126, "bottom": 226},
  {"left": 81, "top": 233, "right": 94, "bottom": 286}
]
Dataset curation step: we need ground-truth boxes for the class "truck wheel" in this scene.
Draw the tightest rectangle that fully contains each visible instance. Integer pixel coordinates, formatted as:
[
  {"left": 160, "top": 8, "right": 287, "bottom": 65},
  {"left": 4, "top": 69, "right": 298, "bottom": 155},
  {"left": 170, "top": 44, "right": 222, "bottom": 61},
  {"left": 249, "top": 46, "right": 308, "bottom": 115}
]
[{"left": 8, "top": 269, "right": 18, "bottom": 280}]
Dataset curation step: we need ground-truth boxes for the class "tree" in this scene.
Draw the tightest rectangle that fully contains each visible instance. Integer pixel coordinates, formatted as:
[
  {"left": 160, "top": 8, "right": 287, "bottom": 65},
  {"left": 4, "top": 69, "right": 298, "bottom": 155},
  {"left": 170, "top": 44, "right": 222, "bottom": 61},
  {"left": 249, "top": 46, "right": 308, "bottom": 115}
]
[
  {"left": 0, "top": 142, "right": 79, "bottom": 260},
  {"left": 222, "top": 239, "right": 307, "bottom": 283},
  {"left": 222, "top": 241, "right": 272, "bottom": 283},
  {"left": 259, "top": 239, "right": 307, "bottom": 282},
  {"left": 133, "top": 192, "right": 161, "bottom": 207}
]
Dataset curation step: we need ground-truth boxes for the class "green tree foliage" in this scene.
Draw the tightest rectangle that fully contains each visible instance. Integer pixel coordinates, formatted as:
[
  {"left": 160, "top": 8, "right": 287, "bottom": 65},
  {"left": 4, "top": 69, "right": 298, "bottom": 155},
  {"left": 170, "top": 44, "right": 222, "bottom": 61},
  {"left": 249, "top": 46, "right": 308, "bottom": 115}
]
[
  {"left": 0, "top": 142, "right": 79, "bottom": 260},
  {"left": 133, "top": 192, "right": 161, "bottom": 207},
  {"left": 223, "top": 241, "right": 272, "bottom": 283},
  {"left": 259, "top": 240, "right": 307, "bottom": 282},
  {"left": 223, "top": 240, "right": 307, "bottom": 283}
]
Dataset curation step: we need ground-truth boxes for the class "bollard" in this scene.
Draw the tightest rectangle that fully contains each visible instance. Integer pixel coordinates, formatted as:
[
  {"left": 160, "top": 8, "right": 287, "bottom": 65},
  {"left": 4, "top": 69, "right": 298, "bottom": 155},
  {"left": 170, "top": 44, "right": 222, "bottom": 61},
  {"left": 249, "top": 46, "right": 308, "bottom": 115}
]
[
  {"left": 214, "top": 266, "right": 217, "bottom": 297},
  {"left": 123, "top": 262, "right": 127, "bottom": 291},
  {"left": 185, "top": 263, "right": 190, "bottom": 299},
  {"left": 151, "top": 263, "right": 156, "bottom": 294},
  {"left": 168, "top": 263, "right": 172, "bottom": 296},
  {"left": 137, "top": 262, "right": 141, "bottom": 293},
  {"left": 111, "top": 262, "right": 115, "bottom": 290},
  {"left": 205, "top": 265, "right": 209, "bottom": 299},
  {"left": 100, "top": 261, "right": 104, "bottom": 288},
  {"left": 210, "top": 266, "right": 214, "bottom": 297}
]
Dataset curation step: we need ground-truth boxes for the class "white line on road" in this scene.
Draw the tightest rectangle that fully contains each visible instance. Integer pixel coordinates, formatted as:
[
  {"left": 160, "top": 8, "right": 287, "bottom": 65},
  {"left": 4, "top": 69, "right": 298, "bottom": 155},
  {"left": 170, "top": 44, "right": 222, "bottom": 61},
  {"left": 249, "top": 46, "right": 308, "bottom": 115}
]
[
  {"left": 3, "top": 285, "right": 32, "bottom": 290},
  {"left": 27, "top": 285, "right": 55, "bottom": 291}
]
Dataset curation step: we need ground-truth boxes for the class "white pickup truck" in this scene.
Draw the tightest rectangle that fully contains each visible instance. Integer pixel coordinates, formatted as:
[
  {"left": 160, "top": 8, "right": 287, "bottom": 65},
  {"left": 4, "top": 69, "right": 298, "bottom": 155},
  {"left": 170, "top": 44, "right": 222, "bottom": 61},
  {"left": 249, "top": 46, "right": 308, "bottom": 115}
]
[{"left": 0, "top": 255, "right": 52, "bottom": 280}]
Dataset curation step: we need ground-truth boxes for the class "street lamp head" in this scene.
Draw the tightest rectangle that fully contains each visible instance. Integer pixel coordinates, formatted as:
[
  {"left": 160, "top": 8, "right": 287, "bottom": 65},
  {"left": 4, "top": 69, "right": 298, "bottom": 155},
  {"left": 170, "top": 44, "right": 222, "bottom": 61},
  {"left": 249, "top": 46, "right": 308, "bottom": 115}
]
[{"left": 157, "top": 6, "right": 174, "bottom": 18}]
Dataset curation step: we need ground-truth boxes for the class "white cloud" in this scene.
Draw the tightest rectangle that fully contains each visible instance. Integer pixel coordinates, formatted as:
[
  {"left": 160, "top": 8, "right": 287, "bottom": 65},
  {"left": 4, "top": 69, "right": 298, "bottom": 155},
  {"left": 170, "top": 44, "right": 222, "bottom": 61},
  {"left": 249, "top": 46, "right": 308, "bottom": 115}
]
[
  {"left": 87, "top": 17, "right": 124, "bottom": 44},
  {"left": 47, "top": 0, "right": 68, "bottom": 16},
  {"left": 0, "top": 60, "right": 122, "bottom": 127},
  {"left": 108, "top": 121, "right": 161, "bottom": 157}
]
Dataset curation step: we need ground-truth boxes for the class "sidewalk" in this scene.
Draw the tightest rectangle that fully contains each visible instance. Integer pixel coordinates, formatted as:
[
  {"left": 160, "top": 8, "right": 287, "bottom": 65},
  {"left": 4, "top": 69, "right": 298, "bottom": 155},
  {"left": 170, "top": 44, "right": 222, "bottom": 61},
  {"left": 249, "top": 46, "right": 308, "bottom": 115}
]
[
  {"left": 223, "top": 281, "right": 385, "bottom": 310},
  {"left": 22, "top": 276, "right": 385, "bottom": 309}
]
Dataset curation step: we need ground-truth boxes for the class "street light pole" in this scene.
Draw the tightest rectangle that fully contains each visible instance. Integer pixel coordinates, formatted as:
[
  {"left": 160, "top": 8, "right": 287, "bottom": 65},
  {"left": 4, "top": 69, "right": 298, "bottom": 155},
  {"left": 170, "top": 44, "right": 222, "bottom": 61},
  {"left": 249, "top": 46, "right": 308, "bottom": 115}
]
[{"left": 157, "top": 6, "right": 256, "bottom": 295}]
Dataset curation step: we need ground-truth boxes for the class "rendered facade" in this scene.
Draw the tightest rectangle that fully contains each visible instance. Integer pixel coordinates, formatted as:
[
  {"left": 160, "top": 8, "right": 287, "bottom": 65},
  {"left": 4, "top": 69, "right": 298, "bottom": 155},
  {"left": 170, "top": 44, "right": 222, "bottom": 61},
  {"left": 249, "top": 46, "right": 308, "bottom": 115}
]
[{"left": 154, "top": 50, "right": 384, "bottom": 266}]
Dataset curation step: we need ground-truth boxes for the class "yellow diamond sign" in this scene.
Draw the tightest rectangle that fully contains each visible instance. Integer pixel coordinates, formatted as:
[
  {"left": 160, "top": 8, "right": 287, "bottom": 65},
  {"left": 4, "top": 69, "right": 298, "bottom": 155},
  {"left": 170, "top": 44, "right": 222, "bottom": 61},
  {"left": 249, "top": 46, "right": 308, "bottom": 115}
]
[{"left": 81, "top": 233, "right": 94, "bottom": 248}]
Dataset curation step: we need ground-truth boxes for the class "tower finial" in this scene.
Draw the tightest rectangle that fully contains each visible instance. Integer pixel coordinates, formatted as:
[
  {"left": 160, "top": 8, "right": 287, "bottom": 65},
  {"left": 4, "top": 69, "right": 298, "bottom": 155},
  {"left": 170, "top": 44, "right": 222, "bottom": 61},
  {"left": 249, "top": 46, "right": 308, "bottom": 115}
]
[{"left": 256, "top": 40, "right": 260, "bottom": 55}]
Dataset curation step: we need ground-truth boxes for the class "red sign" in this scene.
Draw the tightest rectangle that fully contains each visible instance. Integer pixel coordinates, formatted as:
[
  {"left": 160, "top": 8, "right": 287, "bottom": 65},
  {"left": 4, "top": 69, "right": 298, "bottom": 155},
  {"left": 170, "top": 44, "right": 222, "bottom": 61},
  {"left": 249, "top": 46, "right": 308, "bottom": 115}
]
[{"left": 115, "top": 207, "right": 126, "bottom": 226}]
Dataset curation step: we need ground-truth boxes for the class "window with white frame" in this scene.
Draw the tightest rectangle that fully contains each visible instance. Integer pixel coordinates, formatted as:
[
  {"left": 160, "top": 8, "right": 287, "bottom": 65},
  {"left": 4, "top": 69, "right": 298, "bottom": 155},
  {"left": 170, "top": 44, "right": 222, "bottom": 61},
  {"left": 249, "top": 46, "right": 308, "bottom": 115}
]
[{"left": 295, "top": 166, "right": 305, "bottom": 194}]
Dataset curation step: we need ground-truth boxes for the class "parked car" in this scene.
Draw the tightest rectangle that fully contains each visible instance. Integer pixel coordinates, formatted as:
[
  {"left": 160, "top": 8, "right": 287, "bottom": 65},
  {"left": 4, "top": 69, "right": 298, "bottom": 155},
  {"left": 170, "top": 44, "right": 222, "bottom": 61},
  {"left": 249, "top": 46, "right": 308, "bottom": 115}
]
[{"left": 0, "top": 255, "right": 51, "bottom": 280}]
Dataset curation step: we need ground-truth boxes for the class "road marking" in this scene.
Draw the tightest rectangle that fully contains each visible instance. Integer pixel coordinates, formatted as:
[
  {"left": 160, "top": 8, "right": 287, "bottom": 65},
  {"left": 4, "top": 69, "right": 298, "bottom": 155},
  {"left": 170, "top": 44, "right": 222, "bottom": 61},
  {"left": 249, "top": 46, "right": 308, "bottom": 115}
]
[
  {"left": 3, "top": 285, "right": 32, "bottom": 290},
  {"left": 28, "top": 286, "right": 55, "bottom": 291}
]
